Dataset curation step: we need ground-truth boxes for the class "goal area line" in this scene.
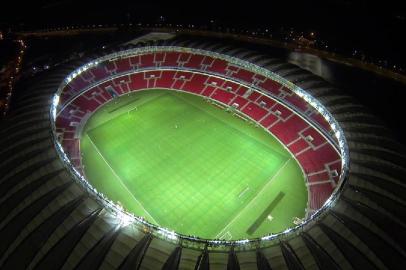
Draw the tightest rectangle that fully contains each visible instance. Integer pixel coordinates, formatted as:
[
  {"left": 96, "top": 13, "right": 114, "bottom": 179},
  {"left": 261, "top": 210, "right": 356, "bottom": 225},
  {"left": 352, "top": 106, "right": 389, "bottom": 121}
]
[
  {"left": 246, "top": 191, "right": 285, "bottom": 235},
  {"left": 214, "top": 159, "right": 291, "bottom": 239}
]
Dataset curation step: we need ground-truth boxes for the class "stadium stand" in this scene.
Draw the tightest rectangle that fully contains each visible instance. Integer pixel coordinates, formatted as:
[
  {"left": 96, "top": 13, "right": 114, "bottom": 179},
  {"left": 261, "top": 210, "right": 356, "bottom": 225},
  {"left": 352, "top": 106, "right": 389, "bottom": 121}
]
[
  {"left": 56, "top": 66, "right": 341, "bottom": 212},
  {"left": 57, "top": 51, "right": 334, "bottom": 140},
  {"left": 1, "top": 40, "right": 405, "bottom": 270}
]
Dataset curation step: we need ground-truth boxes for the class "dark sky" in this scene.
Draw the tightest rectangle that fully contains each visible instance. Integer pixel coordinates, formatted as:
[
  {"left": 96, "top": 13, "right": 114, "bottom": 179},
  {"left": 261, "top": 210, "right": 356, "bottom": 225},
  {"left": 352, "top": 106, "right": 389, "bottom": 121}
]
[
  {"left": 2, "top": 1, "right": 405, "bottom": 26},
  {"left": 1, "top": 0, "right": 405, "bottom": 69},
  {"left": 2, "top": 1, "right": 405, "bottom": 61},
  {"left": 1, "top": 0, "right": 405, "bottom": 67}
]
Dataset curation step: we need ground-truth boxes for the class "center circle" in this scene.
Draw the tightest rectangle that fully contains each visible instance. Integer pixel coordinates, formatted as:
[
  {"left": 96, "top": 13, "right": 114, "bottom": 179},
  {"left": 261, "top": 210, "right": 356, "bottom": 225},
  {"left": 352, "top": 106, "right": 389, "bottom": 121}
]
[{"left": 80, "top": 89, "right": 307, "bottom": 240}]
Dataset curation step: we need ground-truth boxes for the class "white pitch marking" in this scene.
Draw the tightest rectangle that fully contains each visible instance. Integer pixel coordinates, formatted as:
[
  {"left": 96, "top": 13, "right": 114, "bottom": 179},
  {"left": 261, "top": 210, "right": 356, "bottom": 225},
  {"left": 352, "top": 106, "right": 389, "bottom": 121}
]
[
  {"left": 214, "top": 158, "right": 291, "bottom": 238},
  {"left": 87, "top": 134, "right": 159, "bottom": 225}
]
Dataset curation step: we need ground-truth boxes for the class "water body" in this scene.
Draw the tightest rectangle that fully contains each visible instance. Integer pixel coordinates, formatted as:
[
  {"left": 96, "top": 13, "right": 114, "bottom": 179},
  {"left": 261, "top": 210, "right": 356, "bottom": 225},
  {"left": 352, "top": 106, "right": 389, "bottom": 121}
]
[{"left": 286, "top": 50, "right": 406, "bottom": 144}]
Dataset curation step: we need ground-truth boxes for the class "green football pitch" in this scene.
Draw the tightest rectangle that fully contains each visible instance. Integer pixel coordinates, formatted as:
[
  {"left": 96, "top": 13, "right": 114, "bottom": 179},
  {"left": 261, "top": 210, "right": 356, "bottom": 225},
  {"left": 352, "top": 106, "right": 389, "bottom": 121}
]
[{"left": 80, "top": 89, "right": 307, "bottom": 240}]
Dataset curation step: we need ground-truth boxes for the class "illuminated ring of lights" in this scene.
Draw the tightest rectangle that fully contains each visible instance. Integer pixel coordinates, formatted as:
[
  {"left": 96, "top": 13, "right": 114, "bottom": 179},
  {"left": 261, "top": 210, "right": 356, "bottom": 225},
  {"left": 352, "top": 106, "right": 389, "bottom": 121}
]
[{"left": 50, "top": 46, "right": 350, "bottom": 248}]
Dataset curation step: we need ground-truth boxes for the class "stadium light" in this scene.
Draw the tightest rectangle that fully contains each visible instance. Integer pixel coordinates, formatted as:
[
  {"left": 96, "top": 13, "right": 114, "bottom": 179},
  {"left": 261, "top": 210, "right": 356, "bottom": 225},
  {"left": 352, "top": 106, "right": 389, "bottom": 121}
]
[
  {"left": 50, "top": 45, "right": 350, "bottom": 249},
  {"left": 116, "top": 210, "right": 134, "bottom": 227},
  {"left": 236, "top": 239, "right": 250, "bottom": 244},
  {"left": 51, "top": 95, "right": 59, "bottom": 120},
  {"left": 158, "top": 228, "right": 178, "bottom": 241}
]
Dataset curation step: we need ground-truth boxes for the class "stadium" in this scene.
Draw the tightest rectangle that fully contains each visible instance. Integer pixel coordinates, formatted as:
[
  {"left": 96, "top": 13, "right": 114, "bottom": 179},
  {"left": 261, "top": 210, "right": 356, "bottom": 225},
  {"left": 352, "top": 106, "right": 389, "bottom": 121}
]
[
  {"left": 1, "top": 4, "right": 406, "bottom": 269},
  {"left": 54, "top": 45, "right": 345, "bottom": 241}
]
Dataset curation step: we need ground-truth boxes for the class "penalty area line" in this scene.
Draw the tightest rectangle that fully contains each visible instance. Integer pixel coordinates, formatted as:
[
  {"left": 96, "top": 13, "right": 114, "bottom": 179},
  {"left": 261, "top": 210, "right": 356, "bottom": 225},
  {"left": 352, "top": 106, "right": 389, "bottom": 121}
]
[
  {"left": 86, "top": 134, "right": 159, "bottom": 225},
  {"left": 214, "top": 158, "right": 291, "bottom": 239}
]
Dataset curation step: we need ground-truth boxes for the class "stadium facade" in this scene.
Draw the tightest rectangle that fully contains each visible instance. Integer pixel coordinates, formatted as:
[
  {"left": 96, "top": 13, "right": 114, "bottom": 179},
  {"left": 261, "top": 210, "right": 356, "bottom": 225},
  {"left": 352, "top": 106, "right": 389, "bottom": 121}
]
[{"left": 0, "top": 36, "right": 405, "bottom": 269}]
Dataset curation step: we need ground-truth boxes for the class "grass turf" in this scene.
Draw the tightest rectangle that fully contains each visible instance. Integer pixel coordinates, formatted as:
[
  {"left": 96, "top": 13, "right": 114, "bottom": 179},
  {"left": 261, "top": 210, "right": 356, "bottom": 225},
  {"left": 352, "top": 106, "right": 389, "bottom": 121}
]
[{"left": 80, "top": 89, "right": 307, "bottom": 239}]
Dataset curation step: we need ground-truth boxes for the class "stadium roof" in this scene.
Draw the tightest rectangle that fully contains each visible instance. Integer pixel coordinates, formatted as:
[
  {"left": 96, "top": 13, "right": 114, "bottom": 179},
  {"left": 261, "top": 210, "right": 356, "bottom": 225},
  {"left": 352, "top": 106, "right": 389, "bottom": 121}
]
[{"left": 0, "top": 36, "right": 405, "bottom": 269}]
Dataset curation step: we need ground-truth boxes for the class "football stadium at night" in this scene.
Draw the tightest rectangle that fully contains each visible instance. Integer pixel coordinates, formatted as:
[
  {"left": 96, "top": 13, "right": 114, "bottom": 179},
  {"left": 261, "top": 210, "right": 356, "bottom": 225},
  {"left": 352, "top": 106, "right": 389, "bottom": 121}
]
[{"left": 0, "top": 1, "right": 405, "bottom": 269}]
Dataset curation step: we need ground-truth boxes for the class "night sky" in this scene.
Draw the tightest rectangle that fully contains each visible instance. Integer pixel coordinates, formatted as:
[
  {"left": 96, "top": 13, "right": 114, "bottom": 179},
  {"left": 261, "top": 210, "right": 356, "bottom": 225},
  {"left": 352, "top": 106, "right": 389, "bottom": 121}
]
[{"left": 1, "top": 1, "right": 405, "bottom": 64}]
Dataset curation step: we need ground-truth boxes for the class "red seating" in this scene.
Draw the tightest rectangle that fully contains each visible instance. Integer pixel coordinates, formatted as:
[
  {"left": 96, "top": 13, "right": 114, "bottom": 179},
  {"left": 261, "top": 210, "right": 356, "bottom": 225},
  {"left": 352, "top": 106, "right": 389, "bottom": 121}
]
[
  {"left": 225, "top": 65, "right": 239, "bottom": 75},
  {"left": 221, "top": 81, "right": 240, "bottom": 93},
  {"left": 105, "top": 61, "right": 117, "bottom": 75},
  {"left": 60, "top": 85, "right": 76, "bottom": 104},
  {"left": 279, "top": 87, "right": 294, "bottom": 97},
  {"left": 153, "top": 52, "right": 166, "bottom": 65},
  {"left": 62, "top": 129, "right": 74, "bottom": 139},
  {"left": 259, "top": 113, "right": 279, "bottom": 128},
  {"left": 232, "top": 69, "right": 254, "bottom": 84},
  {"left": 113, "top": 75, "right": 132, "bottom": 94},
  {"left": 211, "top": 89, "right": 235, "bottom": 105},
  {"left": 80, "top": 70, "right": 94, "bottom": 82},
  {"left": 155, "top": 71, "right": 176, "bottom": 89},
  {"left": 143, "top": 70, "right": 162, "bottom": 81},
  {"left": 59, "top": 51, "right": 333, "bottom": 137},
  {"left": 256, "top": 95, "right": 276, "bottom": 109},
  {"left": 139, "top": 54, "right": 154, "bottom": 68},
  {"left": 69, "top": 77, "right": 88, "bottom": 94},
  {"left": 90, "top": 65, "right": 109, "bottom": 81},
  {"left": 207, "top": 59, "right": 228, "bottom": 74},
  {"left": 285, "top": 94, "right": 309, "bottom": 112},
  {"left": 288, "top": 138, "right": 310, "bottom": 155},
  {"left": 301, "top": 127, "right": 326, "bottom": 147},
  {"left": 129, "top": 55, "right": 141, "bottom": 68},
  {"left": 171, "top": 72, "right": 193, "bottom": 90},
  {"left": 327, "top": 160, "right": 342, "bottom": 184},
  {"left": 259, "top": 78, "right": 282, "bottom": 96},
  {"left": 206, "top": 76, "right": 225, "bottom": 87},
  {"left": 72, "top": 94, "right": 102, "bottom": 113},
  {"left": 247, "top": 91, "right": 261, "bottom": 102},
  {"left": 309, "top": 183, "right": 334, "bottom": 210},
  {"left": 85, "top": 87, "right": 110, "bottom": 104},
  {"left": 230, "top": 96, "right": 249, "bottom": 108},
  {"left": 183, "top": 73, "right": 206, "bottom": 94},
  {"left": 296, "top": 144, "right": 340, "bottom": 174},
  {"left": 235, "top": 86, "right": 248, "bottom": 96},
  {"left": 201, "top": 56, "right": 215, "bottom": 67},
  {"left": 56, "top": 116, "right": 72, "bottom": 129},
  {"left": 241, "top": 102, "right": 268, "bottom": 121},
  {"left": 56, "top": 55, "right": 343, "bottom": 213},
  {"left": 129, "top": 73, "right": 148, "bottom": 90},
  {"left": 201, "top": 86, "right": 216, "bottom": 97},
  {"left": 270, "top": 115, "right": 308, "bottom": 145},
  {"left": 308, "top": 171, "right": 331, "bottom": 183},
  {"left": 173, "top": 71, "right": 194, "bottom": 81},
  {"left": 252, "top": 74, "right": 267, "bottom": 83},
  {"left": 312, "top": 113, "right": 332, "bottom": 134},
  {"left": 177, "top": 53, "right": 193, "bottom": 66},
  {"left": 162, "top": 52, "right": 181, "bottom": 66},
  {"left": 271, "top": 103, "right": 293, "bottom": 121},
  {"left": 62, "top": 139, "right": 80, "bottom": 159},
  {"left": 115, "top": 58, "right": 131, "bottom": 73},
  {"left": 98, "top": 85, "right": 114, "bottom": 101}
]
